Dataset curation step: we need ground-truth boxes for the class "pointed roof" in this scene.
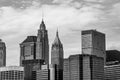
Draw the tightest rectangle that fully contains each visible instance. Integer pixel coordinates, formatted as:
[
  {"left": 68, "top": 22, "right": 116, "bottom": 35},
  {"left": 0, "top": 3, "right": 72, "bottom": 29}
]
[
  {"left": 40, "top": 19, "right": 46, "bottom": 30},
  {"left": 53, "top": 30, "right": 62, "bottom": 45}
]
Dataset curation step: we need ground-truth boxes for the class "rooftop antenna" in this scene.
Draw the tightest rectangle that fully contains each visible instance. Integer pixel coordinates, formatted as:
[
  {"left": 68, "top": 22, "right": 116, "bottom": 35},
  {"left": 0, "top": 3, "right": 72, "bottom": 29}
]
[{"left": 42, "top": 6, "right": 44, "bottom": 21}]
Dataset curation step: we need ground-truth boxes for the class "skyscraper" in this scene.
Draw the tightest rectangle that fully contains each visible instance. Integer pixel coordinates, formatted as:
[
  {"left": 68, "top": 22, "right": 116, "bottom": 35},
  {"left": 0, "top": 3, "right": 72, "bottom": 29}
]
[
  {"left": 63, "top": 59, "right": 70, "bottom": 80},
  {"left": 51, "top": 30, "right": 64, "bottom": 80},
  {"left": 63, "top": 54, "right": 104, "bottom": 80},
  {"left": 20, "top": 36, "right": 37, "bottom": 65},
  {"left": 0, "top": 39, "right": 6, "bottom": 67},
  {"left": 82, "top": 30, "right": 106, "bottom": 63},
  {"left": 51, "top": 30, "right": 63, "bottom": 69},
  {"left": 36, "top": 20, "right": 49, "bottom": 64}
]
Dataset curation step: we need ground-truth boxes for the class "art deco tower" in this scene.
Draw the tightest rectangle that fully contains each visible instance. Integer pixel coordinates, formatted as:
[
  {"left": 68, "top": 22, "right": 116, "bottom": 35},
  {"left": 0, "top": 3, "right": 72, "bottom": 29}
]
[
  {"left": 36, "top": 20, "right": 49, "bottom": 64},
  {"left": 51, "top": 31, "right": 63, "bottom": 80},
  {"left": 0, "top": 39, "right": 6, "bottom": 67},
  {"left": 51, "top": 30, "right": 63, "bottom": 69}
]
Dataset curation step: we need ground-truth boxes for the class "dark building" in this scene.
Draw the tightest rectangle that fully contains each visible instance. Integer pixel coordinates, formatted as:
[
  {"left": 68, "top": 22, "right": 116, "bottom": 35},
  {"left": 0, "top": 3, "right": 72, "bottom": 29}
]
[
  {"left": 22, "top": 59, "right": 44, "bottom": 80},
  {"left": 20, "top": 20, "right": 49, "bottom": 65},
  {"left": 36, "top": 20, "right": 49, "bottom": 65},
  {"left": 51, "top": 30, "right": 63, "bottom": 80},
  {"left": 0, "top": 39, "right": 6, "bottom": 67},
  {"left": 63, "top": 54, "right": 104, "bottom": 80},
  {"left": 20, "top": 36, "right": 37, "bottom": 65},
  {"left": 106, "top": 50, "right": 120, "bottom": 63},
  {"left": 20, "top": 20, "right": 49, "bottom": 80},
  {"left": 82, "top": 30, "right": 106, "bottom": 64},
  {"left": 105, "top": 50, "right": 120, "bottom": 80}
]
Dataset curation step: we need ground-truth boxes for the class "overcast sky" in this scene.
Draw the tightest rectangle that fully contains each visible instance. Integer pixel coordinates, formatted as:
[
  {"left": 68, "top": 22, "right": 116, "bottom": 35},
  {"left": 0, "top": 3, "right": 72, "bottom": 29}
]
[{"left": 0, "top": 0, "right": 120, "bottom": 66}]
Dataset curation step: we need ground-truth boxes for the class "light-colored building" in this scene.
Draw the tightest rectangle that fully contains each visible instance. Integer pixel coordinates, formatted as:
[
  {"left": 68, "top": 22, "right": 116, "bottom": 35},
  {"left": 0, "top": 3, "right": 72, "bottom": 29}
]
[
  {"left": 0, "top": 66, "right": 24, "bottom": 80},
  {"left": 105, "top": 63, "right": 120, "bottom": 80},
  {"left": 63, "top": 54, "right": 104, "bottom": 80},
  {"left": 82, "top": 30, "right": 106, "bottom": 63},
  {"left": 36, "top": 64, "right": 57, "bottom": 80}
]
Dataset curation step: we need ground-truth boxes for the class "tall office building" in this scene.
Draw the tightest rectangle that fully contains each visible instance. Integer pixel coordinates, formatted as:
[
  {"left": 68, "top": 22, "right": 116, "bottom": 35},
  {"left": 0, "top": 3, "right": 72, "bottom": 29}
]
[
  {"left": 0, "top": 39, "right": 6, "bottom": 67},
  {"left": 0, "top": 66, "right": 24, "bottom": 80},
  {"left": 20, "top": 36, "right": 37, "bottom": 65},
  {"left": 22, "top": 59, "right": 44, "bottom": 80},
  {"left": 63, "top": 54, "right": 104, "bottom": 80},
  {"left": 36, "top": 65, "right": 50, "bottom": 80},
  {"left": 63, "top": 59, "right": 69, "bottom": 80},
  {"left": 36, "top": 64, "right": 57, "bottom": 80},
  {"left": 82, "top": 30, "right": 106, "bottom": 63},
  {"left": 36, "top": 20, "right": 49, "bottom": 64},
  {"left": 51, "top": 31, "right": 63, "bottom": 80}
]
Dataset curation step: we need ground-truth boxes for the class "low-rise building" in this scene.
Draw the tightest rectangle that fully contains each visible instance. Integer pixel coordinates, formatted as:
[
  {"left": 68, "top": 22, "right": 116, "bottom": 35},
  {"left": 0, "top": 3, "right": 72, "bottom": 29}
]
[{"left": 0, "top": 66, "right": 24, "bottom": 80}]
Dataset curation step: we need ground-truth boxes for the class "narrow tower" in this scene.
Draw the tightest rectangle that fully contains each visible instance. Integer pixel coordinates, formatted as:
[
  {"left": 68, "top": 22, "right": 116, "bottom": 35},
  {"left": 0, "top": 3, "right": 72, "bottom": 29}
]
[
  {"left": 0, "top": 39, "right": 6, "bottom": 67},
  {"left": 51, "top": 30, "right": 64, "bottom": 80},
  {"left": 36, "top": 20, "right": 49, "bottom": 64}
]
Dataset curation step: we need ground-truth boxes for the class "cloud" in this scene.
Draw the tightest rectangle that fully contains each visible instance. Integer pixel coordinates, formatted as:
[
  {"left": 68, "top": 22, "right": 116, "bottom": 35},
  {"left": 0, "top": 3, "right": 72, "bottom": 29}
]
[
  {"left": 1, "top": 0, "right": 120, "bottom": 65},
  {"left": 0, "top": 1, "right": 103, "bottom": 65}
]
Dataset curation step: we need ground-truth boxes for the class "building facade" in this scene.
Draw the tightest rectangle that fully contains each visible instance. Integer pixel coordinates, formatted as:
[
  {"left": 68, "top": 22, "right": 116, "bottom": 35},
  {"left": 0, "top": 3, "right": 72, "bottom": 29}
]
[
  {"left": 63, "top": 59, "right": 70, "bottom": 80},
  {"left": 20, "top": 20, "right": 49, "bottom": 80},
  {"left": 20, "top": 36, "right": 37, "bottom": 65},
  {"left": 51, "top": 31, "right": 64, "bottom": 80},
  {"left": 104, "top": 63, "right": 120, "bottom": 80},
  {"left": 36, "top": 65, "right": 50, "bottom": 80},
  {"left": 82, "top": 30, "right": 106, "bottom": 63},
  {"left": 0, "top": 39, "right": 6, "bottom": 67},
  {"left": 36, "top": 64, "right": 57, "bottom": 80},
  {"left": 0, "top": 66, "right": 24, "bottom": 80},
  {"left": 36, "top": 20, "right": 49, "bottom": 64},
  {"left": 63, "top": 54, "right": 104, "bottom": 80},
  {"left": 22, "top": 59, "right": 44, "bottom": 80}
]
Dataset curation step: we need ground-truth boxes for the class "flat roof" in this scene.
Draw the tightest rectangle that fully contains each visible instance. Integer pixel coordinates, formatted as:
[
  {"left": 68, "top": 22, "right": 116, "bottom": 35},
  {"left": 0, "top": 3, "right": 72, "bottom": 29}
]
[{"left": 0, "top": 66, "right": 24, "bottom": 71}]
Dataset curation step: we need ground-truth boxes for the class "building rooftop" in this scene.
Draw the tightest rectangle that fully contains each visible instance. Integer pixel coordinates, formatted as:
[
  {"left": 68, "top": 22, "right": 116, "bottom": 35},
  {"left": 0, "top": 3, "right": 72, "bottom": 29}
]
[
  {"left": 0, "top": 66, "right": 24, "bottom": 71},
  {"left": 106, "top": 50, "right": 120, "bottom": 62},
  {"left": 22, "top": 36, "right": 37, "bottom": 43}
]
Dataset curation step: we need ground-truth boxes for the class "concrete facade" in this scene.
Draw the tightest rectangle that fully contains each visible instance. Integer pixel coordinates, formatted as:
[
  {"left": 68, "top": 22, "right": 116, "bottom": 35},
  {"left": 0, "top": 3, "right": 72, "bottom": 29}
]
[
  {"left": 82, "top": 30, "right": 106, "bottom": 63},
  {"left": 63, "top": 54, "right": 104, "bottom": 80}
]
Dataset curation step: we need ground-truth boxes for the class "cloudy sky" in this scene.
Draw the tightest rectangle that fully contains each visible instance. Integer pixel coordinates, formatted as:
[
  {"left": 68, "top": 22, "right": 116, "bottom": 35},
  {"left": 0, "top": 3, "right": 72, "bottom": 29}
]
[{"left": 0, "top": 0, "right": 120, "bottom": 66}]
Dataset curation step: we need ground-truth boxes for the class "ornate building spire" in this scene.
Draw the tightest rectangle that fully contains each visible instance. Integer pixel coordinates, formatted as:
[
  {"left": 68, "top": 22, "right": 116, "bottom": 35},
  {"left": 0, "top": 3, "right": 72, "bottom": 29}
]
[
  {"left": 40, "top": 19, "right": 46, "bottom": 30},
  {"left": 53, "top": 30, "right": 62, "bottom": 45},
  {"left": 51, "top": 30, "right": 64, "bottom": 80},
  {"left": 36, "top": 19, "right": 49, "bottom": 64}
]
